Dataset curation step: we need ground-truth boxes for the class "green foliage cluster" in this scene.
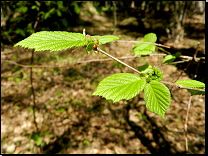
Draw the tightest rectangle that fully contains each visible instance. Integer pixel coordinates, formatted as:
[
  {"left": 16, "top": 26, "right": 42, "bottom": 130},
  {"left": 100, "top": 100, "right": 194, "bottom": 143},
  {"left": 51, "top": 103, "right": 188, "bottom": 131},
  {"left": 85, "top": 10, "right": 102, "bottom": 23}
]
[{"left": 14, "top": 31, "right": 205, "bottom": 118}]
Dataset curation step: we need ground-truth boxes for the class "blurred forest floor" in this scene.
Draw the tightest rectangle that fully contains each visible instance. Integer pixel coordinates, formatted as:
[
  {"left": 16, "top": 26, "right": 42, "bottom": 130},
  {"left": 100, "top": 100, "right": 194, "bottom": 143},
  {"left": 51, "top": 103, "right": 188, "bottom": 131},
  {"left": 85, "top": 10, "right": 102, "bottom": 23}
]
[{"left": 1, "top": 4, "right": 205, "bottom": 154}]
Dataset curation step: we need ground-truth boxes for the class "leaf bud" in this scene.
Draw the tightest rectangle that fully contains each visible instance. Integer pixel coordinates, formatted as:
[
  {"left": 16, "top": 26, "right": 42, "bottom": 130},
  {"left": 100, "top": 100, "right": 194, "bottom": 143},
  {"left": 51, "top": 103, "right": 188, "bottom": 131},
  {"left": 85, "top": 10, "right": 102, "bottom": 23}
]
[
  {"left": 93, "top": 44, "right": 98, "bottom": 50},
  {"left": 86, "top": 35, "right": 92, "bottom": 42},
  {"left": 94, "top": 38, "right": 99, "bottom": 44}
]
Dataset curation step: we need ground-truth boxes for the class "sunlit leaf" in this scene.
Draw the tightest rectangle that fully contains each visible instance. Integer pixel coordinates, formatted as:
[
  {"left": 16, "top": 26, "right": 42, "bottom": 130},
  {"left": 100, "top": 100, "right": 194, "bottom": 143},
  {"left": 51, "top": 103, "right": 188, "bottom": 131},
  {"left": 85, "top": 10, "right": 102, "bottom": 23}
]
[
  {"left": 133, "top": 33, "right": 157, "bottom": 55},
  {"left": 175, "top": 80, "right": 205, "bottom": 96},
  {"left": 91, "top": 35, "right": 119, "bottom": 45},
  {"left": 92, "top": 73, "right": 146, "bottom": 103},
  {"left": 14, "top": 31, "right": 87, "bottom": 52},
  {"left": 144, "top": 81, "right": 171, "bottom": 118},
  {"left": 163, "top": 55, "right": 176, "bottom": 64},
  {"left": 86, "top": 42, "right": 94, "bottom": 54},
  {"left": 35, "top": 137, "right": 42, "bottom": 146},
  {"left": 138, "top": 65, "right": 153, "bottom": 73}
]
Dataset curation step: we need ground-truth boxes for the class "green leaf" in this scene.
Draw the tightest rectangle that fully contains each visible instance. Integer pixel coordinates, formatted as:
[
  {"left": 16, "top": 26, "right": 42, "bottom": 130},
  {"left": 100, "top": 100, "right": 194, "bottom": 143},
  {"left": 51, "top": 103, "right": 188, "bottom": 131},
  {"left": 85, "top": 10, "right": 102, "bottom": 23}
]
[
  {"left": 95, "top": 6, "right": 102, "bottom": 15},
  {"left": 49, "top": 8, "right": 55, "bottom": 14},
  {"left": 144, "top": 81, "right": 171, "bottom": 118},
  {"left": 163, "top": 55, "right": 176, "bottom": 64},
  {"left": 13, "top": 78, "right": 20, "bottom": 83},
  {"left": 138, "top": 65, "right": 153, "bottom": 73},
  {"left": 45, "top": 1, "right": 51, "bottom": 6},
  {"left": 187, "top": 89, "right": 205, "bottom": 96},
  {"left": 147, "top": 67, "right": 163, "bottom": 82},
  {"left": 163, "top": 52, "right": 181, "bottom": 64},
  {"left": 24, "top": 133, "right": 31, "bottom": 137},
  {"left": 31, "top": 133, "right": 38, "bottom": 140},
  {"left": 92, "top": 73, "right": 146, "bottom": 103},
  {"left": 44, "top": 12, "right": 50, "bottom": 20},
  {"left": 29, "top": 108, "right": 34, "bottom": 114},
  {"left": 73, "top": 2, "right": 80, "bottom": 14},
  {"left": 86, "top": 42, "right": 94, "bottom": 54},
  {"left": 174, "top": 52, "right": 182, "bottom": 57},
  {"left": 133, "top": 33, "right": 157, "bottom": 56},
  {"left": 42, "top": 130, "right": 50, "bottom": 137},
  {"left": 91, "top": 35, "right": 119, "bottom": 45},
  {"left": 14, "top": 31, "right": 87, "bottom": 52},
  {"left": 175, "top": 80, "right": 205, "bottom": 88},
  {"left": 35, "top": 137, "right": 42, "bottom": 146},
  {"left": 56, "top": 91, "right": 62, "bottom": 98},
  {"left": 57, "top": 1, "right": 63, "bottom": 9},
  {"left": 15, "top": 28, "right": 26, "bottom": 37},
  {"left": 61, "top": 19, "right": 68, "bottom": 27},
  {"left": 12, "top": 65, "right": 21, "bottom": 74},
  {"left": 57, "top": 10, "right": 62, "bottom": 17},
  {"left": 21, "top": 6, "right": 28, "bottom": 13},
  {"left": 175, "top": 80, "right": 205, "bottom": 96},
  {"left": 20, "top": 72, "right": 24, "bottom": 79}
]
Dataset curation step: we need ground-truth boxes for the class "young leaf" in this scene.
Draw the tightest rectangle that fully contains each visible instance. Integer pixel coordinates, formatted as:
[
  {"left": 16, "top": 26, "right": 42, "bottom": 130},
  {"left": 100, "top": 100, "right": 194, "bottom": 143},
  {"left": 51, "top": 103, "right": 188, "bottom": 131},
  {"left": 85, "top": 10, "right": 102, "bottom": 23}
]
[
  {"left": 147, "top": 67, "right": 163, "bottom": 82},
  {"left": 175, "top": 80, "right": 205, "bottom": 88},
  {"left": 86, "top": 42, "right": 94, "bottom": 54},
  {"left": 144, "top": 81, "right": 171, "bottom": 118},
  {"left": 163, "top": 55, "right": 176, "bottom": 64},
  {"left": 133, "top": 33, "right": 157, "bottom": 56},
  {"left": 35, "top": 137, "right": 42, "bottom": 146},
  {"left": 187, "top": 89, "right": 205, "bottom": 96},
  {"left": 92, "top": 73, "right": 146, "bottom": 103},
  {"left": 174, "top": 52, "right": 182, "bottom": 58},
  {"left": 138, "top": 65, "right": 153, "bottom": 73},
  {"left": 163, "top": 52, "right": 182, "bottom": 64},
  {"left": 20, "top": 71, "right": 24, "bottom": 79},
  {"left": 175, "top": 80, "right": 205, "bottom": 96},
  {"left": 91, "top": 35, "right": 119, "bottom": 45},
  {"left": 14, "top": 31, "right": 87, "bottom": 52},
  {"left": 12, "top": 65, "right": 21, "bottom": 74},
  {"left": 73, "top": 1, "right": 80, "bottom": 14}
]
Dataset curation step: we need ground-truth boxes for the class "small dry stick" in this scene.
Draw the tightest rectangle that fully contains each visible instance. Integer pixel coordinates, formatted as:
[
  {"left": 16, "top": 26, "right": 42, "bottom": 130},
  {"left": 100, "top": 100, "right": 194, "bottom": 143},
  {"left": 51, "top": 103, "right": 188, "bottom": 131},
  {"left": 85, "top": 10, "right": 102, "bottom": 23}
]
[
  {"left": 1, "top": 54, "right": 166, "bottom": 68},
  {"left": 113, "top": 40, "right": 171, "bottom": 49},
  {"left": 184, "top": 96, "right": 192, "bottom": 154},
  {"left": 97, "top": 47, "right": 142, "bottom": 74}
]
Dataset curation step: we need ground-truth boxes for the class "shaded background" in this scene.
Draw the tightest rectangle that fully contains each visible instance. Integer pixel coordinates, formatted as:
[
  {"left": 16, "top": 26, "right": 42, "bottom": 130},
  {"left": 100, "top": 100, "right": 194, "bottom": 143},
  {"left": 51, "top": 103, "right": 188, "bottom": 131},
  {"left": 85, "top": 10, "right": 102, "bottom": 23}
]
[{"left": 1, "top": 1, "right": 205, "bottom": 154}]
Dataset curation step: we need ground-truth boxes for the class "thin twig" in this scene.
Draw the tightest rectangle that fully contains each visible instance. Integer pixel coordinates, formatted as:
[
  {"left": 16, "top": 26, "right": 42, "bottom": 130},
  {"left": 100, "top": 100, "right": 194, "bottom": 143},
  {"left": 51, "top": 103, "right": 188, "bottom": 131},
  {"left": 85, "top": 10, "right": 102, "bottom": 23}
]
[
  {"left": 161, "top": 81, "right": 205, "bottom": 92},
  {"left": 184, "top": 96, "right": 192, "bottom": 154},
  {"left": 193, "top": 42, "right": 200, "bottom": 62},
  {"left": 2, "top": 50, "right": 205, "bottom": 92},
  {"left": 97, "top": 47, "right": 142, "bottom": 74},
  {"left": 157, "top": 47, "right": 171, "bottom": 54},
  {"left": 1, "top": 51, "right": 16, "bottom": 55},
  {"left": 170, "top": 42, "right": 201, "bottom": 92},
  {"left": 97, "top": 47, "right": 205, "bottom": 93},
  {"left": 30, "top": 2, "right": 42, "bottom": 133},
  {"left": 194, "top": 64, "right": 199, "bottom": 79},
  {"left": 1, "top": 54, "right": 167, "bottom": 68},
  {"left": 113, "top": 40, "right": 171, "bottom": 49},
  {"left": 169, "top": 60, "right": 189, "bottom": 64},
  {"left": 30, "top": 49, "right": 38, "bottom": 133}
]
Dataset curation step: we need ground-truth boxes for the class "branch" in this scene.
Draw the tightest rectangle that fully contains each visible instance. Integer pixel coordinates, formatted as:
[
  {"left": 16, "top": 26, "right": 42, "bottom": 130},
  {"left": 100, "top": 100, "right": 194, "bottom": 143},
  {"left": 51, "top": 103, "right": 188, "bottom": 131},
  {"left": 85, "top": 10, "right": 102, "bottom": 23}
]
[
  {"left": 113, "top": 40, "right": 171, "bottom": 49},
  {"left": 97, "top": 47, "right": 142, "bottom": 74},
  {"left": 184, "top": 96, "right": 192, "bottom": 154},
  {"left": 161, "top": 81, "right": 205, "bottom": 92},
  {"left": 2, "top": 49, "right": 205, "bottom": 93},
  {"left": 97, "top": 48, "right": 205, "bottom": 93},
  {"left": 1, "top": 54, "right": 167, "bottom": 68},
  {"left": 193, "top": 42, "right": 200, "bottom": 62}
]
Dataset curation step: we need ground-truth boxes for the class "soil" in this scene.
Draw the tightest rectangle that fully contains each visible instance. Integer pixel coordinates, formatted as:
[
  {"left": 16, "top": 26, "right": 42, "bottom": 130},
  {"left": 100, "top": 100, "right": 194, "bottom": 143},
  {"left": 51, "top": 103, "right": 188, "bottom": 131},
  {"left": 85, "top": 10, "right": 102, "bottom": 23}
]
[{"left": 1, "top": 4, "right": 205, "bottom": 154}]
